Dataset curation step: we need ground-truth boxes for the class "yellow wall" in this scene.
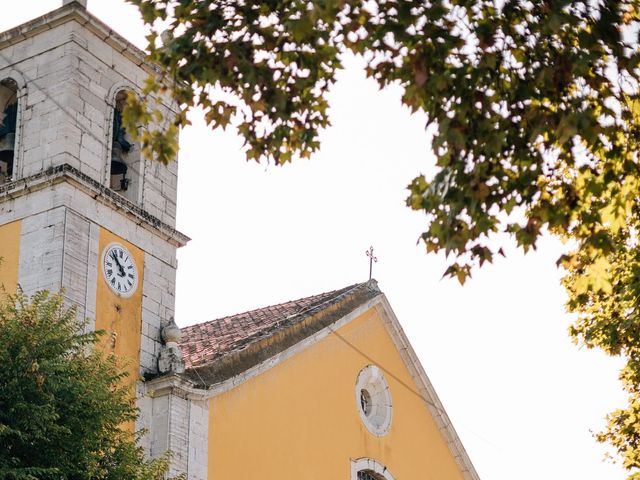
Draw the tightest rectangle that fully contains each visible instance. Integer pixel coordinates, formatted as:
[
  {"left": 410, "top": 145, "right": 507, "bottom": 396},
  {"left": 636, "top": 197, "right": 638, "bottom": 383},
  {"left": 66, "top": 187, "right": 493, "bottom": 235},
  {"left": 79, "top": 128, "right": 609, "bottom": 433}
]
[
  {"left": 0, "top": 220, "right": 21, "bottom": 295},
  {"left": 208, "top": 307, "right": 466, "bottom": 480},
  {"left": 95, "top": 228, "right": 144, "bottom": 385}
]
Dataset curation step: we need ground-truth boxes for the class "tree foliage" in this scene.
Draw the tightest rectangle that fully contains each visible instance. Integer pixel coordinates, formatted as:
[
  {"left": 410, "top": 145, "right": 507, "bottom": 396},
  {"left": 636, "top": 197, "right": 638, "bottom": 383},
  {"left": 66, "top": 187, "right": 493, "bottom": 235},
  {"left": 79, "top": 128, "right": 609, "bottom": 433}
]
[
  {"left": 126, "top": 0, "right": 640, "bottom": 474},
  {"left": 0, "top": 290, "right": 174, "bottom": 480}
]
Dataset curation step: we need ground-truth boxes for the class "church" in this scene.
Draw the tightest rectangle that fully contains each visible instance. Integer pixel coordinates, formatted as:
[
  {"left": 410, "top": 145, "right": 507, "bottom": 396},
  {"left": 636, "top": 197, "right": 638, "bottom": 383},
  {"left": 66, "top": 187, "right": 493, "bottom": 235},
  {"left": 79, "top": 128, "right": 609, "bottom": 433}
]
[{"left": 0, "top": 2, "right": 480, "bottom": 479}]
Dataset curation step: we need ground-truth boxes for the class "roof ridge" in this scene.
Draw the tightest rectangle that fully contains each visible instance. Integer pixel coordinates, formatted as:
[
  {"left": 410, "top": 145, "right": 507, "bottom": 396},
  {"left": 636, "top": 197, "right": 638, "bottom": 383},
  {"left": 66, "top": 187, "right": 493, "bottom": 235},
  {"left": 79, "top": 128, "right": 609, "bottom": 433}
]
[
  {"left": 176, "top": 280, "right": 381, "bottom": 377},
  {"left": 180, "top": 281, "right": 370, "bottom": 334},
  {"left": 176, "top": 280, "right": 382, "bottom": 385}
]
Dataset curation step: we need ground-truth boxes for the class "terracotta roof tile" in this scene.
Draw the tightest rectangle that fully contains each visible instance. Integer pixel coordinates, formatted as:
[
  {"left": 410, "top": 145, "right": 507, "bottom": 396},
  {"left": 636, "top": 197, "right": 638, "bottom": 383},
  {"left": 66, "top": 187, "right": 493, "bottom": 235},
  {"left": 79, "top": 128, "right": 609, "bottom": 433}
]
[{"left": 179, "top": 281, "right": 378, "bottom": 373}]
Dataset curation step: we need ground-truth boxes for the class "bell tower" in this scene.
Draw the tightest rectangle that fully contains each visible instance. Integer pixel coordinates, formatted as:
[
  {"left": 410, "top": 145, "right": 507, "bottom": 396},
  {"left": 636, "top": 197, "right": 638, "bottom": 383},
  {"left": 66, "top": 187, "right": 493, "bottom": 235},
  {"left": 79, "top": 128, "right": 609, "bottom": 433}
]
[{"left": 0, "top": 0, "right": 189, "bottom": 384}]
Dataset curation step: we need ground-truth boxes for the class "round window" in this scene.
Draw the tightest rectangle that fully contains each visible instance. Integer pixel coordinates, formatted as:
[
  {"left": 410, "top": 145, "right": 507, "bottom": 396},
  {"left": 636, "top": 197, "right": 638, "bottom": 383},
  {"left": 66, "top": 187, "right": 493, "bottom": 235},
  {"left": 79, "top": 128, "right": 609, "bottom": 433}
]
[{"left": 355, "top": 365, "right": 392, "bottom": 436}]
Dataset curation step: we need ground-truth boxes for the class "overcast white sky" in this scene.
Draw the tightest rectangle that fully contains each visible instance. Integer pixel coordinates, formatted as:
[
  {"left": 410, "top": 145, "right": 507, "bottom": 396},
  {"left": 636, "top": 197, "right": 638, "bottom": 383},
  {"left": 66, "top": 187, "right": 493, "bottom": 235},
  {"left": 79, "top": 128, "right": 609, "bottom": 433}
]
[{"left": 2, "top": 2, "right": 632, "bottom": 479}]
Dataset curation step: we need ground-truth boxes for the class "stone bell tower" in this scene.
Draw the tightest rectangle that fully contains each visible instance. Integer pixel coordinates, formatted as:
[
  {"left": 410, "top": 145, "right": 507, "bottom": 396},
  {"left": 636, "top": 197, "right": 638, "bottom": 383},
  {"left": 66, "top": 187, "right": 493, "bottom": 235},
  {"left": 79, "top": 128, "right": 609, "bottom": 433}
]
[
  {"left": 0, "top": 3, "right": 210, "bottom": 475},
  {"left": 0, "top": 2, "right": 188, "bottom": 384}
]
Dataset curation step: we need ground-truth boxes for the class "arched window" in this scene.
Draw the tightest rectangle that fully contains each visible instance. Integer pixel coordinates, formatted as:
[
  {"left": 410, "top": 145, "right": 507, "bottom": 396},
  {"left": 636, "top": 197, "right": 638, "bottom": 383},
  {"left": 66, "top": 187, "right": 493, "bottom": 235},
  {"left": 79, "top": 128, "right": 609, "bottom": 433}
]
[
  {"left": 110, "top": 90, "right": 142, "bottom": 203},
  {"left": 0, "top": 78, "right": 18, "bottom": 183},
  {"left": 351, "top": 458, "right": 395, "bottom": 480}
]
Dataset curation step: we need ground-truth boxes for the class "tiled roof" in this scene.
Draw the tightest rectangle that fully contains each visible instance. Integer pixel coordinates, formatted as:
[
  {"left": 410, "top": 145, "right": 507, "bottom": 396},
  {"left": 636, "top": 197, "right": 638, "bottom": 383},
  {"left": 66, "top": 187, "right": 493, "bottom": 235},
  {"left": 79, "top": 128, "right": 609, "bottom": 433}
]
[
  {"left": 178, "top": 280, "right": 381, "bottom": 385},
  {"left": 180, "top": 282, "right": 363, "bottom": 368}
]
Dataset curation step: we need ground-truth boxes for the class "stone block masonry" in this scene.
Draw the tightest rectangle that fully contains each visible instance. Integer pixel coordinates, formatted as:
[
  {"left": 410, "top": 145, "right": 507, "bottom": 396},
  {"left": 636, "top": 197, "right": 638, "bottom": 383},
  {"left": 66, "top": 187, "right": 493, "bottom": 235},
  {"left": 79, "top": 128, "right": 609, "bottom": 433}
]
[
  {"left": 0, "top": 4, "right": 181, "bottom": 228},
  {"left": 0, "top": 4, "right": 195, "bottom": 477},
  {"left": 2, "top": 167, "right": 186, "bottom": 376}
]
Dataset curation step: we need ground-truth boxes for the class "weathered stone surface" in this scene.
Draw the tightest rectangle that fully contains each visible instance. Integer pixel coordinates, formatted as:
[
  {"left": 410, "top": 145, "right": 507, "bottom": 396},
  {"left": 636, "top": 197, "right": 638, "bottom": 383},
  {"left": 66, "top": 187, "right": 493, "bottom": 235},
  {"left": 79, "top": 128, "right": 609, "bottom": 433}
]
[
  {"left": 0, "top": 5, "right": 211, "bottom": 478},
  {"left": 0, "top": 4, "right": 180, "bottom": 226},
  {"left": 158, "top": 345, "right": 185, "bottom": 374}
]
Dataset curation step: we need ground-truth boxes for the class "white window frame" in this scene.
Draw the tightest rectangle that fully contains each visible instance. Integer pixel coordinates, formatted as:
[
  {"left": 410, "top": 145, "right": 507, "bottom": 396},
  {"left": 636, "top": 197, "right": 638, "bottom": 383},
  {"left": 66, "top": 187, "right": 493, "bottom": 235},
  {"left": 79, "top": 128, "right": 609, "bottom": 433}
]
[
  {"left": 355, "top": 364, "right": 393, "bottom": 436},
  {"left": 351, "top": 458, "right": 395, "bottom": 480}
]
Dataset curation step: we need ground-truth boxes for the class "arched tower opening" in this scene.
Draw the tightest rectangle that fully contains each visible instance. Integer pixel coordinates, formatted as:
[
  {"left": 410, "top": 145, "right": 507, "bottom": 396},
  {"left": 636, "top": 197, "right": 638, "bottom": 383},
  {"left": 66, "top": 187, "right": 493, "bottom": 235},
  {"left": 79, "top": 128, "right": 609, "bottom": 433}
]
[
  {"left": 0, "top": 78, "right": 18, "bottom": 183},
  {"left": 110, "top": 90, "right": 142, "bottom": 203}
]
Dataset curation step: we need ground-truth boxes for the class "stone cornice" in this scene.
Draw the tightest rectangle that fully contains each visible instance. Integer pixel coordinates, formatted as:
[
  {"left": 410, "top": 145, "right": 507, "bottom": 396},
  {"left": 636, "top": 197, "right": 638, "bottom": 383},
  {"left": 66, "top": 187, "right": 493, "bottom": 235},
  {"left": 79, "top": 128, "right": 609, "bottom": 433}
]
[
  {"left": 0, "top": 2, "right": 157, "bottom": 77},
  {"left": 0, "top": 163, "right": 190, "bottom": 247},
  {"left": 142, "top": 374, "right": 208, "bottom": 401}
]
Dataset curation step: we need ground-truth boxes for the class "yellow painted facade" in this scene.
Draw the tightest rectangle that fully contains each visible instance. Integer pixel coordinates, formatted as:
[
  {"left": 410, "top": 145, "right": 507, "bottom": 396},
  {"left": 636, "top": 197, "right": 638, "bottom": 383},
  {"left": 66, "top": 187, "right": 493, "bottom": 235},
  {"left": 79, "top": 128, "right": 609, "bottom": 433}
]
[
  {"left": 95, "top": 228, "right": 145, "bottom": 384},
  {"left": 208, "top": 307, "right": 465, "bottom": 480},
  {"left": 0, "top": 220, "right": 21, "bottom": 295}
]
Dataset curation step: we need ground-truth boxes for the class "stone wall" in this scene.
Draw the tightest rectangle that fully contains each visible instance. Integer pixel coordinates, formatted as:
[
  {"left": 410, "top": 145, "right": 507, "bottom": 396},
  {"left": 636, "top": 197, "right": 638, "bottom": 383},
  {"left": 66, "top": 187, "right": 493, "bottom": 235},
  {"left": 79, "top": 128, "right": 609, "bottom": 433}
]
[
  {"left": 0, "top": 7, "right": 196, "bottom": 478},
  {"left": 137, "top": 379, "right": 210, "bottom": 480},
  {"left": 1, "top": 171, "right": 181, "bottom": 375},
  {"left": 0, "top": 4, "right": 179, "bottom": 227}
]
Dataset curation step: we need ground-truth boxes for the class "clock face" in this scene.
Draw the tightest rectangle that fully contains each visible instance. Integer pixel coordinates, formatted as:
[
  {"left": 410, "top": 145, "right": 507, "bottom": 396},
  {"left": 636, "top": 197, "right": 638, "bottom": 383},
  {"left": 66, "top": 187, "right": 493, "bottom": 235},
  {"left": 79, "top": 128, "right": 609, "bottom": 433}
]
[{"left": 102, "top": 242, "right": 138, "bottom": 297}]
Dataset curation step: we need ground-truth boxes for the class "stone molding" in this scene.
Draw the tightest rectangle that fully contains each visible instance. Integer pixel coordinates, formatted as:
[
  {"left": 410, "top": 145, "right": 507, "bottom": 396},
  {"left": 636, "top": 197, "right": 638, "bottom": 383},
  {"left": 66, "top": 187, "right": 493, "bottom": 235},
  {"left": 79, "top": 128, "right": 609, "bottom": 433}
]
[
  {"left": 0, "top": 1, "right": 179, "bottom": 108},
  {"left": 0, "top": 3, "right": 152, "bottom": 76},
  {"left": 0, "top": 163, "right": 190, "bottom": 247},
  {"left": 374, "top": 296, "right": 481, "bottom": 480},
  {"left": 143, "top": 374, "right": 207, "bottom": 401}
]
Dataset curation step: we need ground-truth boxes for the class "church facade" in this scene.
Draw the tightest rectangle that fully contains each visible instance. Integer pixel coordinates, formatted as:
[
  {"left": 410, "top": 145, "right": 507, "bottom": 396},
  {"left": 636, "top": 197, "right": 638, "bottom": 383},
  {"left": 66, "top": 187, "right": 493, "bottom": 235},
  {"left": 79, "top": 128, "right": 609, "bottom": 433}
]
[{"left": 0, "top": 2, "right": 480, "bottom": 479}]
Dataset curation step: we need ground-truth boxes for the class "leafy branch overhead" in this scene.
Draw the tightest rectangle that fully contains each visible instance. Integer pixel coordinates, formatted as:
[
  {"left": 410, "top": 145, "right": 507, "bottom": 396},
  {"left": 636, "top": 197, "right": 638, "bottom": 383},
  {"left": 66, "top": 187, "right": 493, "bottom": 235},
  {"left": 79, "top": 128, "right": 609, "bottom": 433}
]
[
  {"left": 126, "top": 1, "right": 640, "bottom": 475},
  {"left": 128, "top": 0, "right": 640, "bottom": 282}
]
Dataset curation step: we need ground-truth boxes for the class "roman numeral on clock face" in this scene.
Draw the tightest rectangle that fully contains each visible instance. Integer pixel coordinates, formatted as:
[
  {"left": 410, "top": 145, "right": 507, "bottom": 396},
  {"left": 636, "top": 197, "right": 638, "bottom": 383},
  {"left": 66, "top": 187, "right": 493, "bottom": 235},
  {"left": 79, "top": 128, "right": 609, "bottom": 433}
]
[{"left": 103, "top": 243, "right": 138, "bottom": 297}]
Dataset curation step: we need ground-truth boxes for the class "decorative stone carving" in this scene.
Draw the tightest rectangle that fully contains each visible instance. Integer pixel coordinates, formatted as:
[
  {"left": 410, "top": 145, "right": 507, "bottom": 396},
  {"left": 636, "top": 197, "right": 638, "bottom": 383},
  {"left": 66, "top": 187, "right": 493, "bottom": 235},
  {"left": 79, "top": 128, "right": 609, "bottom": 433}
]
[{"left": 158, "top": 317, "right": 185, "bottom": 374}]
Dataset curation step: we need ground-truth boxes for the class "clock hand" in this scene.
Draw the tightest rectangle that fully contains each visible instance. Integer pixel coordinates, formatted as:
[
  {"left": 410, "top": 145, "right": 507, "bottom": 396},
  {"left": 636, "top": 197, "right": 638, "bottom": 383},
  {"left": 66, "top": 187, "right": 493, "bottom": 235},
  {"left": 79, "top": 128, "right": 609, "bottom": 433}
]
[{"left": 111, "top": 252, "right": 126, "bottom": 277}]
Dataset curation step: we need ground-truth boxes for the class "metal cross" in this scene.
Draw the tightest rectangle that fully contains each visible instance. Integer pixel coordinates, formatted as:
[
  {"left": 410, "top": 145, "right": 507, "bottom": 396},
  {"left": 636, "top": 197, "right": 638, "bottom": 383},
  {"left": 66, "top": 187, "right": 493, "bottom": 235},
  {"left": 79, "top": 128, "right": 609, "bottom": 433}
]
[{"left": 366, "top": 246, "right": 377, "bottom": 280}]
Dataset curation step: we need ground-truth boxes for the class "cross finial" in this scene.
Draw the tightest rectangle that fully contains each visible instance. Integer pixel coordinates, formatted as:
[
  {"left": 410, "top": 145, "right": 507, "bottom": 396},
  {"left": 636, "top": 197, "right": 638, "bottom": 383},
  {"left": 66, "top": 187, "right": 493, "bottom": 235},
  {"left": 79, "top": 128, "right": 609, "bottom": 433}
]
[{"left": 365, "top": 246, "right": 377, "bottom": 280}]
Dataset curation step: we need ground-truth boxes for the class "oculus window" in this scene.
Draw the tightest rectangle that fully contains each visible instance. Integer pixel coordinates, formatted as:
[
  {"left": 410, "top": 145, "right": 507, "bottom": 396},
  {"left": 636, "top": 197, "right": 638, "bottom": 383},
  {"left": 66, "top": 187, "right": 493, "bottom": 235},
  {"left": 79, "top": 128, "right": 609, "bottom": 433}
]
[{"left": 355, "top": 365, "right": 392, "bottom": 436}]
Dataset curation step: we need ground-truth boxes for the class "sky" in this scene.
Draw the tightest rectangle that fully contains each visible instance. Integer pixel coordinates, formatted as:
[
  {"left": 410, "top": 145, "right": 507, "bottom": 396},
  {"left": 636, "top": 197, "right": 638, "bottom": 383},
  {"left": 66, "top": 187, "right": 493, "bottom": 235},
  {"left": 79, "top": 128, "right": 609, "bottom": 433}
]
[{"left": 1, "top": 2, "right": 631, "bottom": 479}]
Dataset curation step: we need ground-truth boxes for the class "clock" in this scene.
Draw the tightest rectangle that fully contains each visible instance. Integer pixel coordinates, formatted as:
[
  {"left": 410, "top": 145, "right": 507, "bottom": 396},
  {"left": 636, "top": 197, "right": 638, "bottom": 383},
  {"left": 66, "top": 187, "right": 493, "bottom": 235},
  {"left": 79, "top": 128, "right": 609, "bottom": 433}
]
[{"left": 102, "top": 242, "right": 138, "bottom": 297}]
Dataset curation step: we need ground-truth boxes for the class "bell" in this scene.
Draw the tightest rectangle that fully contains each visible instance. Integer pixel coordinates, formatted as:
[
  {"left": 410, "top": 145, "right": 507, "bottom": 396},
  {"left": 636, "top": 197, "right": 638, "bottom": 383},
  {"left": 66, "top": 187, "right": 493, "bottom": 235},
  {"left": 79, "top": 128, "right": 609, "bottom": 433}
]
[
  {"left": 111, "top": 159, "right": 127, "bottom": 176},
  {"left": 0, "top": 132, "right": 15, "bottom": 152},
  {"left": 110, "top": 144, "right": 129, "bottom": 191},
  {"left": 110, "top": 143, "right": 127, "bottom": 174},
  {"left": 110, "top": 161, "right": 129, "bottom": 191}
]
